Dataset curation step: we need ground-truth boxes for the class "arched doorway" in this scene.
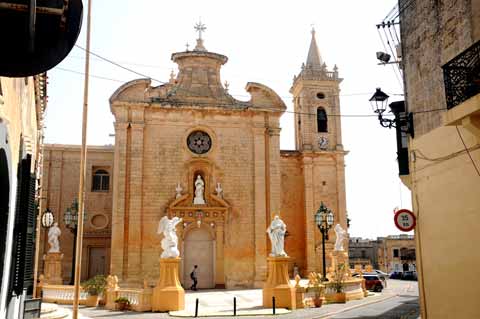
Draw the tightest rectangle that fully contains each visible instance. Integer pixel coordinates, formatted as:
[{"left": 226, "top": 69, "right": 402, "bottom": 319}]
[
  {"left": 184, "top": 227, "right": 214, "bottom": 289},
  {"left": 0, "top": 148, "right": 10, "bottom": 290}
]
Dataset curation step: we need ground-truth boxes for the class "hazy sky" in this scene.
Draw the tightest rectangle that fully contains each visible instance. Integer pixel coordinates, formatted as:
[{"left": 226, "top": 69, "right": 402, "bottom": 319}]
[{"left": 44, "top": 0, "right": 412, "bottom": 238}]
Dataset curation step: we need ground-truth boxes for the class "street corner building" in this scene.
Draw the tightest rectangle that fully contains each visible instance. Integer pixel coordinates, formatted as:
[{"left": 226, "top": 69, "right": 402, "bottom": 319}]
[
  {"left": 39, "top": 30, "right": 348, "bottom": 289},
  {"left": 0, "top": 75, "right": 47, "bottom": 317}
]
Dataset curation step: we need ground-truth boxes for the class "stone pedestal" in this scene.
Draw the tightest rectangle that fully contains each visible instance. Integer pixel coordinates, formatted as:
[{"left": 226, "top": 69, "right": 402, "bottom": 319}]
[
  {"left": 43, "top": 252, "right": 63, "bottom": 284},
  {"left": 330, "top": 250, "right": 350, "bottom": 276},
  {"left": 262, "top": 257, "right": 296, "bottom": 310},
  {"left": 152, "top": 258, "right": 185, "bottom": 312}
]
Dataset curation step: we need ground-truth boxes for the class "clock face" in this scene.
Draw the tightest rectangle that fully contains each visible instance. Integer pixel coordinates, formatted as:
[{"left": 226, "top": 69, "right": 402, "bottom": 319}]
[{"left": 187, "top": 131, "right": 212, "bottom": 154}]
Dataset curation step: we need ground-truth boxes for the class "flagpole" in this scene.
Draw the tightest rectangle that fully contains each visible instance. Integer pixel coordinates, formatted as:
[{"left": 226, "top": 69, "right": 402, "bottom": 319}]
[{"left": 72, "top": 0, "right": 92, "bottom": 317}]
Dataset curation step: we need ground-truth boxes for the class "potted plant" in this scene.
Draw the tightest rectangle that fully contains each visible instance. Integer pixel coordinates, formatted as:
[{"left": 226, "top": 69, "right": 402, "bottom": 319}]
[
  {"left": 82, "top": 275, "right": 107, "bottom": 307},
  {"left": 331, "top": 264, "right": 347, "bottom": 303},
  {"left": 114, "top": 297, "right": 130, "bottom": 311},
  {"left": 306, "top": 273, "right": 325, "bottom": 307}
]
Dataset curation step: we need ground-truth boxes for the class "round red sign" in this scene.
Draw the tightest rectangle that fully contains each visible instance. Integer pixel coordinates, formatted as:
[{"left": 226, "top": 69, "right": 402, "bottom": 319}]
[{"left": 394, "top": 209, "right": 416, "bottom": 232}]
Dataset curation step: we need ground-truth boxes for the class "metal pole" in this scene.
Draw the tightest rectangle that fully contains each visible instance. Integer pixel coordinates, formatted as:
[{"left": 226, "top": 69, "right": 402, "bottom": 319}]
[
  {"left": 195, "top": 298, "right": 199, "bottom": 317},
  {"left": 321, "top": 228, "right": 327, "bottom": 282},
  {"left": 272, "top": 296, "right": 276, "bottom": 314},
  {"left": 69, "top": 227, "right": 77, "bottom": 285},
  {"left": 233, "top": 297, "right": 236, "bottom": 316},
  {"left": 72, "top": 0, "right": 92, "bottom": 317}
]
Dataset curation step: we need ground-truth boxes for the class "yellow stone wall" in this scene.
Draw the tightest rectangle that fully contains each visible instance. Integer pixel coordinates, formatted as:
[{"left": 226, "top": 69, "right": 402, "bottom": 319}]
[
  {"left": 410, "top": 124, "right": 480, "bottom": 319},
  {"left": 39, "top": 145, "right": 114, "bottom": 282}
]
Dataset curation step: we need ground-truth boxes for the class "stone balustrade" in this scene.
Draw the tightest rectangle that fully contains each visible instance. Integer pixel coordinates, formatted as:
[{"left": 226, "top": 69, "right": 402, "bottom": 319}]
[
  {"left": 105, "top": 287, "right": 152, "bottom": 312},
  {"left": 41, "top": 285, "right": 88, "bottom": 305}
]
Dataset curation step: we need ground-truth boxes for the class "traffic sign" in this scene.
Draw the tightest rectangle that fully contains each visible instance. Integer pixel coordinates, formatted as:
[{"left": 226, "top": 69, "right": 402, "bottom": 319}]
[{"left": 394, "top": 209, "right": 416, "bottom": 232}]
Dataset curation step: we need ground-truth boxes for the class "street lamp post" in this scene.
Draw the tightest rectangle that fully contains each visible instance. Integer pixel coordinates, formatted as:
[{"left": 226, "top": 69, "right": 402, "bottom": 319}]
[
  {"left": 315, "top": 202, "right": 334, "bottom": 282},
  {"left": 63, "top": 199, "right": 86, "bottom": 285}
]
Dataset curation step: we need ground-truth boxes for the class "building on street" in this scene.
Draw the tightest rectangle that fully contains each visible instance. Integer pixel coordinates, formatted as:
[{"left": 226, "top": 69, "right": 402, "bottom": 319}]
[
  {"left": 0, "top": 75, "right": 47, "bottom": 318},
  {"left": 348, "top": 234, "right": 415, "bottom": 273},
  {"left": 39, "top": 29, "right": 349, "bottom": 289},
  {"left": 394, "top": 0, "right": 480, "bottom": 317}
]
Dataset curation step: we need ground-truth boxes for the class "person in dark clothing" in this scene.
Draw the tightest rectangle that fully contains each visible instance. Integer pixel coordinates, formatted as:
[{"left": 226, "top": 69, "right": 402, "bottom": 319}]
[{"left": 190, "top": 265, "right": 198, "bottom": 291}]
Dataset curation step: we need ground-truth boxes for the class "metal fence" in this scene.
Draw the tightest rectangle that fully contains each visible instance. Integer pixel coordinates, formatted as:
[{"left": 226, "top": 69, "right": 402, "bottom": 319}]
[{"left": 443, "top": 40, "right": 480, "bottom": 109}]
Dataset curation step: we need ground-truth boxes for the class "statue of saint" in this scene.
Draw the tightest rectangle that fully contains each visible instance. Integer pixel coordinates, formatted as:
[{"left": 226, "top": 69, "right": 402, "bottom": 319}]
[
  {"left": 175, "top": 182, "right": 183, "bottom": 199},
  {"left": 193, "top": 175, "right": 205, "bottom": 205},
  {"left": 47, "top": 222, "right": 61, "bottom": 253},
  {"left": 215, "top": 182, "right": 223, "bottom": 198},
  {"left": 334, "top": 224, "right": 348, "bottom": 251},
  {"left": 266, "top": 215, "right": 287, "bottom": 257},
  {"left": 157, "top": 216, "right": 182, "bottom": 258}
]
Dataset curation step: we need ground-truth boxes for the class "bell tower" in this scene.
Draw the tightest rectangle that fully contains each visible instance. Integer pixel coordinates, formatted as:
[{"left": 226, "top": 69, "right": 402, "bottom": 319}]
[
  {"left": 290, "top": 29, "right": 343, "bottom": 152},
  {"left": 290, "top": 29, "right": 348, "bottom": 274}
]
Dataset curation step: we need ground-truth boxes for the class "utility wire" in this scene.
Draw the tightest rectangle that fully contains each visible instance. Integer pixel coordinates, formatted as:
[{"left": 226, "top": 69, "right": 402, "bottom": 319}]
[
  {"left": 53, "top": 65, "right": 444, "bottom": 117},
  {"left": 455, "top": 126, "right": 480, "bottom": 177}
]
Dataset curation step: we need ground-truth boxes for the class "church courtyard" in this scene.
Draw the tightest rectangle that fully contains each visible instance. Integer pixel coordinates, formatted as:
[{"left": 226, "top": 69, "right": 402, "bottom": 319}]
[{"left": 48, "top": 280, "right": 419, "bottom": 319}]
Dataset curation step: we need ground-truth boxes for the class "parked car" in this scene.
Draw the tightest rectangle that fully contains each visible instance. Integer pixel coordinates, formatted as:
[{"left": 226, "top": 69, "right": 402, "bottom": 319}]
[
  {"left": 373, "top": 270, "right": 388, "bottom": 281},
  {"left": 389, "top": 271, "right": 402, "bottom": 279},
  {"left": 401, "top": 271, "right": 418, "bottom": 281},
  {"left": 363, "top": 274, "right": 384, "bottom": 292}
]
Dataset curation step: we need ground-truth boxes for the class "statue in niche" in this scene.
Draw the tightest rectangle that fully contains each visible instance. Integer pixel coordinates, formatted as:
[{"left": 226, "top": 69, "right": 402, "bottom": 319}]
[
  {"left": 266, "top": 215, "right": 288, "bottom": 257},
  {"left": 157, "top": 216, "right": 183, "bottom": 258},
  {"left": 193, "top": 175, "right": 205, "bottom": 205},
  {"left": 334, "top": 224, "right": 348, "bottom": 251},
  {"left": 47, "top": 222, "right": 61, "bottom": 253}
]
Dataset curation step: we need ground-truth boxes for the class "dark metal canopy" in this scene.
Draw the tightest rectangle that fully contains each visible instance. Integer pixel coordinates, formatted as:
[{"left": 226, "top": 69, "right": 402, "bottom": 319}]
[{"left": 0, "top": 0, "right": 83, "bottom": 77}]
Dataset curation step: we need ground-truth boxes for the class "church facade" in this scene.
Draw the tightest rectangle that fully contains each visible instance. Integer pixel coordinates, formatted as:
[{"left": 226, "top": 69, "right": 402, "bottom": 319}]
[{"left": 39, "top": 30, "right": 348, "bottom": 289}]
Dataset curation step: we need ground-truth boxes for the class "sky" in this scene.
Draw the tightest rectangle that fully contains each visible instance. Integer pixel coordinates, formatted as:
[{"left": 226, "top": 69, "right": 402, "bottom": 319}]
[{"left": 44, "top": 0, "right": 412, "bottom": 239}]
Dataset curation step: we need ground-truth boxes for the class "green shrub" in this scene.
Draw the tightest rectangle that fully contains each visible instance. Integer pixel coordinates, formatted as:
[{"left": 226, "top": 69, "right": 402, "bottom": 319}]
[{"left": 81, "top": 275, "right": 107, "bottom": 296}]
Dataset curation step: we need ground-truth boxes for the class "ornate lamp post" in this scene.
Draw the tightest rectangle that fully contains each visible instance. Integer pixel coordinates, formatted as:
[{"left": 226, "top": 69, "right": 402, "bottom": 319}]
[
  {"left": 63, "top": 199, "right": 86, "bottom": 285},
  {"left": 315, "top": 202, "right": 334, "bottom": 282}
]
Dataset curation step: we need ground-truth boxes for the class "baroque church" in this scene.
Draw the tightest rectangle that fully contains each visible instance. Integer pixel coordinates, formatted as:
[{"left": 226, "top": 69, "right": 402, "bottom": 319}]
[{"left": 39, "top": 28, "right": 348, "bottom": 289}]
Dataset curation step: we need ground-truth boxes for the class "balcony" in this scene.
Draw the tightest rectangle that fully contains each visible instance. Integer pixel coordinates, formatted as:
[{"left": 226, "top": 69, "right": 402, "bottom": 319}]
[
  {"left": 443, "top": 41, "right": 480, "bottom": 141},
  {"left": 443, "top": 40, "right": 480, "bottom": 110}
]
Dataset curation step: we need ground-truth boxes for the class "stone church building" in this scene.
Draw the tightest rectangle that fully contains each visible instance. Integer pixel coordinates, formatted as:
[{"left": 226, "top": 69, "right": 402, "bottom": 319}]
[{"left": 39, "top": 30, "right": 348, "bottom": 289}]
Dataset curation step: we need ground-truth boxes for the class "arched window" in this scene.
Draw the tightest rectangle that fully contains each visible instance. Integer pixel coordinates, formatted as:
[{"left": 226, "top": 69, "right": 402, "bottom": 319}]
[
  {"left": 92, "top": 169, "right": 109, "bottom": 191},
  {"left": 317, "top": 107, "right": 328, "bottom": 132}
]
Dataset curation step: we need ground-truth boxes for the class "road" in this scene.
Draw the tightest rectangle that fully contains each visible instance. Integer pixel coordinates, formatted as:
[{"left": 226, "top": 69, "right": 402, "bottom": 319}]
[
  {"left": 62, "top": 279, "right": 419, "bottom": 318},
  {"left": 329, "top": 279, "right": 420, "bottom": 319}
]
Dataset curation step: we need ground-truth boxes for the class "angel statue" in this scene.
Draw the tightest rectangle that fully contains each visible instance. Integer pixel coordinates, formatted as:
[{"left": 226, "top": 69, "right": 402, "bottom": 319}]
[
  {"left": 266, "top": 215, "right": 288, "bottom": 257},
  {"left": 48, "top": 222, "right": 61, "bottom": 253},
  {"left": 334, "top": 224, "right": 348, "bottom": 251},
  {"left": 157, "top": 216, "right": 183, "bottom": 258}
]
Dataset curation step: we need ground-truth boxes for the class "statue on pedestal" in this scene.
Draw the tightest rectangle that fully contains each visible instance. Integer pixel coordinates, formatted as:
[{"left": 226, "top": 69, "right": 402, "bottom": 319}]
[
  {"left": 175, "top": 183, "right": 183, "bottom": 199},
  {"left": 215, "top": 182, "right": 223, "bottom": 198},
  {"left": 157, "top": 216, "right": 182, "bottom": 258},
  {"left": 47, "top": 222, "right": 61, "bottom": 253},
  {"left": 334, "top": 224, "right": 348, "bottom": 251},
  {"left": 193, "top": 175, "right": 205, "bottom": 205},
  {"left": 267, "top": 215, "right": 287, "bottom": 257}
]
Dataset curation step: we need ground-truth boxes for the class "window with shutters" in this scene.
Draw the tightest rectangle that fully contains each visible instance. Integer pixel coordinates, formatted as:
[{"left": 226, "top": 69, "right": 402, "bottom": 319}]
[
  {"left": 92, "top": 168, "right": 109, "bottom": 192},
  {"left": 0, "top": 148, "right": 10, "bottom": 291},
  {"left": 9, "top": 155, "right": 37, "bottom": 297}
]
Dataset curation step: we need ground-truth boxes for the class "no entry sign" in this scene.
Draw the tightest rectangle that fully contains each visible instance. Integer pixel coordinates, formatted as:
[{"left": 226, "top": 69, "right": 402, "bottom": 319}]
[{"left": 394, "top": 209, "right": 416, "bottom": 232}]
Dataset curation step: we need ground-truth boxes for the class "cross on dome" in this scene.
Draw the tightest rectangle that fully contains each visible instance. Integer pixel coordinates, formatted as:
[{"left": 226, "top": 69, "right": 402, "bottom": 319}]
[
  {"left": 194, "top": 20, "right": 206, "bottom": 40},
  {"left": 193, "top": 19, "right": 207, "bottom": 51}
]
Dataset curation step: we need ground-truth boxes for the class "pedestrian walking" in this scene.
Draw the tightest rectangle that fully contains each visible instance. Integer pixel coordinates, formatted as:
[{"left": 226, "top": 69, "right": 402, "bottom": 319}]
[{"left": 190, "top": 265, "right": 198, "bottom": 291}]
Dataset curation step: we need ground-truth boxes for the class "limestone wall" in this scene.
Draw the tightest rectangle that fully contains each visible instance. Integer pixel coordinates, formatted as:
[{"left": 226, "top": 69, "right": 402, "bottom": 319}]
[
  {"left": 40, "top": 145, "right": 114, "bottom": 282},
  {"left": 400, "top": 0, "right": 480, "bottom": 137}
]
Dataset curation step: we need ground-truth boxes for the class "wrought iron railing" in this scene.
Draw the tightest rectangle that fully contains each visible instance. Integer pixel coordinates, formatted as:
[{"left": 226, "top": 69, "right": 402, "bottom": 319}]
[{"left": 443, "top": 40, "right": 480, "bottom": 109}]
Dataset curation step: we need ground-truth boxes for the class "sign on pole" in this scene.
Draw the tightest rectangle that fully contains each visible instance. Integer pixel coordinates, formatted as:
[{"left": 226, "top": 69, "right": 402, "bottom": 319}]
[{"left": 394, "top": 209, "right": 416, "bottom": 232}]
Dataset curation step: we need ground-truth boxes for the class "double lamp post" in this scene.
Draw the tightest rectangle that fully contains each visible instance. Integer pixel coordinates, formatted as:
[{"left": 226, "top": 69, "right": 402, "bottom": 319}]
[{"left": 315, "top": 202, "right": 334, "bottom": 282}]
